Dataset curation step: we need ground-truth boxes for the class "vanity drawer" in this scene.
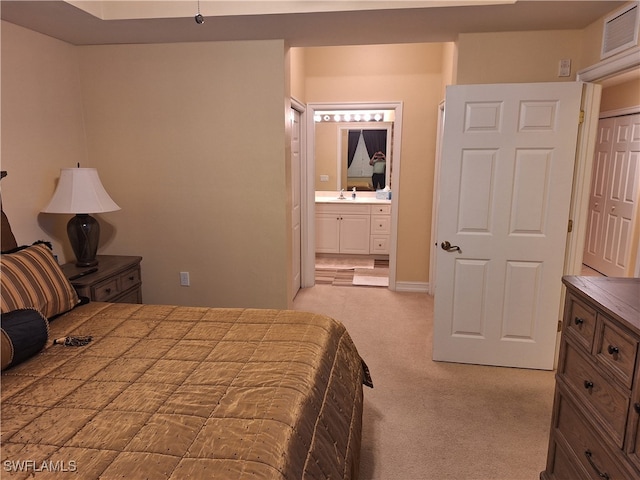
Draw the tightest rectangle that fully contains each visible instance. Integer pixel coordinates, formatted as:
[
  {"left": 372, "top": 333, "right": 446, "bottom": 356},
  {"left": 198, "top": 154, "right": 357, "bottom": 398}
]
[
  {"left": 371, "top": 204, "right": 391, "bottom": 215},
  {"left": 565, "top": 293, "right": 597, "bottom": 353},
  {"left": 595, "top": 317, "right": 638, "bottom": 389},
  {"left": 370, "top": 236, "right": 389, "bottom": 254},
  {"left": 561, "top": 342, "right": 630, "bottom": 448},
  {"left": 371, "top": 215, "right": 391, "bottom": 234},
  {"left": 556, "top": 391, "right": 633, "bottom": 480}
]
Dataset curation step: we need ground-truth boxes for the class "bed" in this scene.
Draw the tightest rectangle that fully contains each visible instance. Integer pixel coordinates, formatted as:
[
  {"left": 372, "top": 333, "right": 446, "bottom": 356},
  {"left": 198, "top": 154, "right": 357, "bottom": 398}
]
[{"left": 0, "top": 173, "right": 371, "bottom": 479}]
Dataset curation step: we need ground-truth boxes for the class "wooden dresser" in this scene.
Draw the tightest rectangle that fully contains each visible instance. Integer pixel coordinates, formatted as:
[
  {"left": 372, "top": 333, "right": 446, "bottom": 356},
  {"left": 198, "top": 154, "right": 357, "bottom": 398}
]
[{"left": 541, "top": 276, "right": 640, "bottom": 480}]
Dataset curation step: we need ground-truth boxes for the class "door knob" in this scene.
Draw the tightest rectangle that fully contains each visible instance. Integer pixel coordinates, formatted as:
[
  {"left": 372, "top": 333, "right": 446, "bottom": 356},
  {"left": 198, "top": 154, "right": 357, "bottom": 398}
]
[{"left": 441, "top": 241, "right": 461, "bottom": 253}]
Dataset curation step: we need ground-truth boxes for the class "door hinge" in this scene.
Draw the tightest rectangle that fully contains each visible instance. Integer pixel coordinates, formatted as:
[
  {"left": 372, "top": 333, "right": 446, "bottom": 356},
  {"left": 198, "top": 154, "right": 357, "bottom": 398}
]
[
  {"left": 568, "top": 219, "right": 573, "bottom": 233},
  {"left": 558, "top": 320, "right": 563, "bottom": 332},
  {"left": 579, "top": 110, "right": 585, "bottom": 124}
]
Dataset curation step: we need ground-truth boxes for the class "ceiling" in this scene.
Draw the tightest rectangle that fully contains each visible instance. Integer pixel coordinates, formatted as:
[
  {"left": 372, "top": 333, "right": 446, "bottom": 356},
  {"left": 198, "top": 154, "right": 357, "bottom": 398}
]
[{"left": 0, "top": 0, "right": 629, "bottom": 47}]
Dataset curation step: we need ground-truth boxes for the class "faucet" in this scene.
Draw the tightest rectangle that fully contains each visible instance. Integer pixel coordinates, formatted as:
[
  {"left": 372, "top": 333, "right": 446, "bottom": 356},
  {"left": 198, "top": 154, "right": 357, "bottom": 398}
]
[{"left": 338, "top": 189, "right": 345, "bottom": 199}]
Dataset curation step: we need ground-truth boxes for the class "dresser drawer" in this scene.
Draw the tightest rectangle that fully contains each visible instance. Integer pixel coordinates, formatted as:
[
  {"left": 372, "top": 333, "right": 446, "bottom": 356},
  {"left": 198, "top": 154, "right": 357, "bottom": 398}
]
[
  {"left": 546, "top": 440, "right": 585, "bottom": 480},
  {"left": 596, "top": 316, "right": 638, "bottom": 389},
  {"left": 565, "top": 293, "right": 597, "bottom": 353},
  {"left": 556, "top": 392, "right": 634, "bottom": 480},
  {"left": 561, "top": 342, "right": 630, "bottom": 448}
]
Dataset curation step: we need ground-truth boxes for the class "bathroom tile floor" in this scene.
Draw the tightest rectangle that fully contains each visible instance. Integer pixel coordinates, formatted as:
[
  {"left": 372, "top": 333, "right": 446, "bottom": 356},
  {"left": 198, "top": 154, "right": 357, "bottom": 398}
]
[{"left": 315, "top": 257, "right": 389, "bottom": 287}]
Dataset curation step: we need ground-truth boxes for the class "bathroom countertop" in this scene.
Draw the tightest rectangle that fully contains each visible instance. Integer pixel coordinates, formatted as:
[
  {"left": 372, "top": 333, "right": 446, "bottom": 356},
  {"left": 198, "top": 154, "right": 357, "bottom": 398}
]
[{"left": 315, "top": 192, "right": 391, "bottom": 205}]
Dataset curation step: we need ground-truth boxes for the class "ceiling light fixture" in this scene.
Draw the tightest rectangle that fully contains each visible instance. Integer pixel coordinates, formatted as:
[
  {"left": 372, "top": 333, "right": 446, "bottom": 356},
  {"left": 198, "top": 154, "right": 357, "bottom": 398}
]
[{"left": 195, "top": 0, "right": 205, "bottom": 24}]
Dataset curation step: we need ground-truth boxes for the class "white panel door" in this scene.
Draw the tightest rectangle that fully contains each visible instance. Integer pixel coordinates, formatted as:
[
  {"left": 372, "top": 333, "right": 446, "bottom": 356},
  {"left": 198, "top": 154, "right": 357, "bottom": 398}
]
[
  {"left": 583, "top": 113, "right": 640, "bottom": 277},
  {"left": 433, "top": 83, "right": 583, "bottom": 370},
  {"left": 291, "top": 108, "right": 302, "bottom": 299}
]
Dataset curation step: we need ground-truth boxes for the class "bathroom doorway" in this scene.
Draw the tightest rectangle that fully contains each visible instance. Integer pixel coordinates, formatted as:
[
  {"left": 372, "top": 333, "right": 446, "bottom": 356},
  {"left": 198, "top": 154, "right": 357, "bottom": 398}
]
[{"left": 302, "top": 101, "right": 404, "bottom": 290}]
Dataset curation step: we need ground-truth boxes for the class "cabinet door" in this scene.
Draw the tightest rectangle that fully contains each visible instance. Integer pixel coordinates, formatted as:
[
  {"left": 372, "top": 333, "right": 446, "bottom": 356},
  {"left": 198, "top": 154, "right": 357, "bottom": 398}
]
[
  {"left": 340, "top": 214, "right": 371, "bottom": 254},
  {"left": 316, "top": 213, "right": 341, "bottom": 253}
]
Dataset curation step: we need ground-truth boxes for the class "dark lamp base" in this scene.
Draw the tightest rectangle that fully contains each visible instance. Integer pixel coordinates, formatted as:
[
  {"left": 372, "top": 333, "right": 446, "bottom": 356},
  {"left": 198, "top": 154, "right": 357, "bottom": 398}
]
[{"left": 67, "top": 214, "right": 100, "bottom": 267}]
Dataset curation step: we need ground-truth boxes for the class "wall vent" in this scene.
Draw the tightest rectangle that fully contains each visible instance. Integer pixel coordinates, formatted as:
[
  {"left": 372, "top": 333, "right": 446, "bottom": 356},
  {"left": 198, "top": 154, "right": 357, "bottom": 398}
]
[{"left": 601, "top": 3, "right": 639, "bottom": 59}]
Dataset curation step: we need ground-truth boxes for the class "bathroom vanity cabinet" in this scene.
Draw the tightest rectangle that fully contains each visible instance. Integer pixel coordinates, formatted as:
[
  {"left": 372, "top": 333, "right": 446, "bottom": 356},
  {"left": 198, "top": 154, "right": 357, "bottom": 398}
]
[{"left": 315, "top": 203, "right": 371, "bottom": 254}]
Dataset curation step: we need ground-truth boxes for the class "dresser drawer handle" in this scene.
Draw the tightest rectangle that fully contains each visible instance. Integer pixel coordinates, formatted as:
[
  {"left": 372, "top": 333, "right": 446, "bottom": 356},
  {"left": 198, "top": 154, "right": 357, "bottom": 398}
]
[
  {"left": 128, "top": 276, "right": 135, "bottom": 281},
  {"left": 607, "top": 345, "right": 619, "bottom": 356},
  {"left": 574, "top": 317, "right": 584, "bottom": 325},
  {"left": 584, "top": 450, "right": 610, "bottom": 480},
  {"left": 105, "top": 288, "right": 112, "bottom": 294},
  {"left": 584, "top": 380, "right": 594, "bottom": 390},
  {"left": 635, "top": 403, "right": 640, "bottom": 415}
]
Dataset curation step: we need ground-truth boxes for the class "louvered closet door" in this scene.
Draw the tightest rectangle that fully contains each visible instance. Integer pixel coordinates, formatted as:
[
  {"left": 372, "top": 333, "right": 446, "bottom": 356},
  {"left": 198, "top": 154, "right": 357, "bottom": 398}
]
[{"left": 583, "top": 113, "right": 640, "bottom": 277}]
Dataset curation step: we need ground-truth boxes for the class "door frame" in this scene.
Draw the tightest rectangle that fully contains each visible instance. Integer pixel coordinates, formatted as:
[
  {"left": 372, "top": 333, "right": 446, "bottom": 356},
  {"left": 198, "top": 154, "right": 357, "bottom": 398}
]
[
  {"left": 290, "top": 99, "right": 306, "bottom": 300},
  {"left": 570, "top": 48, "right": 640, "bottom": 277},
  {"left": 303, "top": 101, "right": 404, "bottom": 289}
]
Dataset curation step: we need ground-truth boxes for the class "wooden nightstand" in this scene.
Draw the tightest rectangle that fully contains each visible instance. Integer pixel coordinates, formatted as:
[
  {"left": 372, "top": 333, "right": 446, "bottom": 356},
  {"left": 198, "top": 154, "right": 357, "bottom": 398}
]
[{"left": 61, "top": 255, "right": 143, "bottom": 304}]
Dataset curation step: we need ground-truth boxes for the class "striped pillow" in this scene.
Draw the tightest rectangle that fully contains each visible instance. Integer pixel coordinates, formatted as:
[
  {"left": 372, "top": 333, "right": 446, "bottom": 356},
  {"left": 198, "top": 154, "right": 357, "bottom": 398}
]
[{"left": 1, "top": 243, "right": 79, "bottom": 319}]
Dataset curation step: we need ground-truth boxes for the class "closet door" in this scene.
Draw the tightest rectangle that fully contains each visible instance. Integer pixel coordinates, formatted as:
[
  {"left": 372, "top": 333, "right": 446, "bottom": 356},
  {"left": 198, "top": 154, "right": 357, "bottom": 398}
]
[{"left": 583, "top": 113, "right": 640, "bottom": 276}]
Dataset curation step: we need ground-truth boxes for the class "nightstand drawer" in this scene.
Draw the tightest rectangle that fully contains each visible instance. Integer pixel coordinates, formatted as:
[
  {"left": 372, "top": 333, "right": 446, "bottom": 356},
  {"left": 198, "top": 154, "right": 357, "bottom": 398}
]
[
  {"left": 93, "top": 277, "right": 120, "bottom": 301},
  {"left": 120, "top": 267, "right": 141, "bottom": 293}
]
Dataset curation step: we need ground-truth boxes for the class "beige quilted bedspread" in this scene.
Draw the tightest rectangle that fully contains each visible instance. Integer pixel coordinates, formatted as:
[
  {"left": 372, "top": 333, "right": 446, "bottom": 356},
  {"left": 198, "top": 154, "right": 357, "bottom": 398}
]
[{"left": 1, "top": 303, "right": 366, "bottom": 479}]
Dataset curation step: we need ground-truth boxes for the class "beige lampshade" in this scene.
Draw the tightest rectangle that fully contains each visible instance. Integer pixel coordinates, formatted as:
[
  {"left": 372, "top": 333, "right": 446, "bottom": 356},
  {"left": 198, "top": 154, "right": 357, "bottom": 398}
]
[{"left": 42, "top": 168, "right": 120, "bottom": 214}]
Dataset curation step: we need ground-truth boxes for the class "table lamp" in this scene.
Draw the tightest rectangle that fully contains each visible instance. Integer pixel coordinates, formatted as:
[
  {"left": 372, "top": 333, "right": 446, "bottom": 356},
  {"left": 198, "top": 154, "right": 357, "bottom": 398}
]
[{"left": 42, "top": 167, "right": 120, "bottom": 267}]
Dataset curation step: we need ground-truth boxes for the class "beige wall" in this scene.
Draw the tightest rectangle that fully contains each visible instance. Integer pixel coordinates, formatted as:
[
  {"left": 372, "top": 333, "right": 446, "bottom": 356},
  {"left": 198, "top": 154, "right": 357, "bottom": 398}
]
[
  {"left": 302, "top": 43, "right": 445, "bottom": 284},
  {"left": 600, "top": 77, "right": 640, "bottom": 112},
  {"left": 1, "top": 21, "right": 88, "bottom": 255},
  {"left": 2, "top": 22, "right": 292, "bottom": 309},
  {"left": 77, "top": 40, "right": 291, "bottom": 308},
  {"left": 456, "top": 30, "right": 584, "bottom": 84}
]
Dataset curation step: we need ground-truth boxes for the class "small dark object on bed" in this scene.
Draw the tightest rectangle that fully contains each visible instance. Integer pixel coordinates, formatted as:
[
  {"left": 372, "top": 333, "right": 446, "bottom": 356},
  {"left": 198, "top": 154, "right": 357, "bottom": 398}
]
[{"left": 53, "top": 335, "right": 92, "bottom": 347}]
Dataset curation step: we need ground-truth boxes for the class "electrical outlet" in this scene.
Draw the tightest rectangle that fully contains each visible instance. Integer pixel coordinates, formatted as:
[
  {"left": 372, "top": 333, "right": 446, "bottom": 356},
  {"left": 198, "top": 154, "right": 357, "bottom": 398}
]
[{"left": 180, "top": 271, "right": 190, "bottom": 286}]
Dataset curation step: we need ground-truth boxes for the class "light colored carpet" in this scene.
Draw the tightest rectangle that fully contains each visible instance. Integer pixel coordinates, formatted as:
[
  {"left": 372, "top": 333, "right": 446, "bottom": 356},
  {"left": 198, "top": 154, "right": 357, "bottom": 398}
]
[
  {"left": 316, "top": 256, "right": 375, "bottom": 270},
  {"left": 293, "top": 285, "right": 555, "bottom": 480}
]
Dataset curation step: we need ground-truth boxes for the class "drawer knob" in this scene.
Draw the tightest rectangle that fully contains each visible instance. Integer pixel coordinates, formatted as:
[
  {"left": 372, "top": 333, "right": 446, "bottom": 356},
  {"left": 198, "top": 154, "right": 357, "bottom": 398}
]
[
  {"left": 607, "top": 345, "right": 619, "bottom": 356},
  {"left": 635, "top": 403, "right": 640, "bottom": 415},
  {"left": 574, "top": 316, "right": 584, "bottom": 325},
  {"left": 584, "top": 450, "right": 610, "bottom": 480},
  {"left": 129, "top": 276, "right": 135, "bottom": 281},
  {"left": 584, "top": 380, "right": 594, "bottom": 390},
  {"left": 105, "top": 288, "right": 112, "bottom": 294}
]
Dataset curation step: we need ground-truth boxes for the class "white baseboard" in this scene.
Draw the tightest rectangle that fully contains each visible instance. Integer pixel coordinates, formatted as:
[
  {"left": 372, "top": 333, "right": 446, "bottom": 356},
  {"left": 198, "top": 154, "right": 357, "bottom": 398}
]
[{"left": 394, "top": 281, "right": 430, "bottom": 293}]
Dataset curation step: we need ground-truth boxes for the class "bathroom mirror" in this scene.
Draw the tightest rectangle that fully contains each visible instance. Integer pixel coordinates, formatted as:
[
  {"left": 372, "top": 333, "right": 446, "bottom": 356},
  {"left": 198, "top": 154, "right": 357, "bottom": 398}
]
[{"left": 314, "top": 109, "right": 395, "bottom": 191}]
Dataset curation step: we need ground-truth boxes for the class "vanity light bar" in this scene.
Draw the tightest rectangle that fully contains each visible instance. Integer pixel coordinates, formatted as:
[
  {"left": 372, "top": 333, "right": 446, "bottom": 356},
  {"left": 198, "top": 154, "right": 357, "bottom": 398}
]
[{"left": 314, "top": 110, "right": 394, "bottom": 123}]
